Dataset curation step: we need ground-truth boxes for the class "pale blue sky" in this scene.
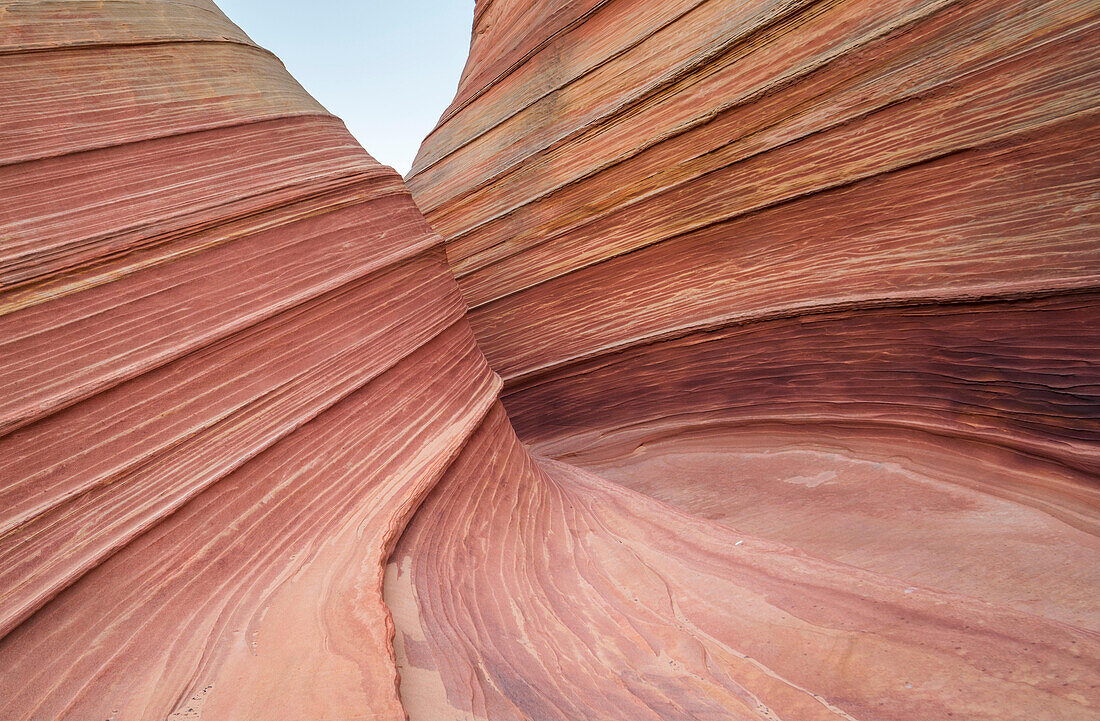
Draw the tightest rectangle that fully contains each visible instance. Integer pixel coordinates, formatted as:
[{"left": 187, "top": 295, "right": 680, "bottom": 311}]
[{"left": 216, "top": 1, "right": 474, "bottom": 175}]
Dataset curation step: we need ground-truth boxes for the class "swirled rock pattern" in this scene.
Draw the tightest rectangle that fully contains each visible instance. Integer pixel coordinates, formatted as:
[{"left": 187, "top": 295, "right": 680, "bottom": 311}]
[
  {"left": 398, "top": 0, "right": 1100, "bottom": 719},
  {"left": 388, "top": 405, "right": 1099, "bottom": 721},
  {"left": 1, "top": 1, "right": 1098, "bottom": 720}
]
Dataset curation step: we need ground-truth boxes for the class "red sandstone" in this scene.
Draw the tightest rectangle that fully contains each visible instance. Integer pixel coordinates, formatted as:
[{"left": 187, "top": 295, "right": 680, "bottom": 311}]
[{"left": 0, "top": 1, "right": 1097, "bottom": 719}]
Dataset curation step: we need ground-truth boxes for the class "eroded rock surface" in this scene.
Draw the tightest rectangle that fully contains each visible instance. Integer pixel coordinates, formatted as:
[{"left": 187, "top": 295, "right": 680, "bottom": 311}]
[
  {"left": 398, "top": 0, "right": 1100, "bottom": 718},
  {"left": 0, "top": 0, "right": 1098, "bottom": 720},
  {"left": 0, "top": 2, "right": 495, "bottom": 718}
]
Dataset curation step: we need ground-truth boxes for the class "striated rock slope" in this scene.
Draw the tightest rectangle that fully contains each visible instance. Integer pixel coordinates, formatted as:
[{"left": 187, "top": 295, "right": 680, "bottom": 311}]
[
  {"left": 0, "top": 2, "right": 498, "bottom": 718},
  {"left": 398, "top": 0, "right": 1100, "bottom": 718},
  {"left": 1, "top": 1, "right": 1098, "bottom": 720},
  {"left": 408, "top": 0, "right": 1100, "bottom": 438}
]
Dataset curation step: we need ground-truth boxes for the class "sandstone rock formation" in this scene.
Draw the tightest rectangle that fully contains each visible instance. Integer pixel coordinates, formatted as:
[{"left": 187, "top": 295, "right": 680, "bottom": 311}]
[
  {"left": 1, "top": 1, "right": 1098, "bottom": 720},
  {"left": 399, "top": 0, "right": 1100, "bottom": 718},
  {"left": 0, "top": 2, "right": 496, "bottom": 717}
]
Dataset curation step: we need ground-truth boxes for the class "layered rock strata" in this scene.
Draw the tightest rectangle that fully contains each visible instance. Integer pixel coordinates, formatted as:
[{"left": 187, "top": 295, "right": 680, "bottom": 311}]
[
  {"left": 0, "top": 2, "right": 495, "bottom": 718},
  {"left": 398, "top": 0, "right": 1100, "bottom": 718},
  {"left": 0, "top": 1, "right": 1097, "bottom": 720}
]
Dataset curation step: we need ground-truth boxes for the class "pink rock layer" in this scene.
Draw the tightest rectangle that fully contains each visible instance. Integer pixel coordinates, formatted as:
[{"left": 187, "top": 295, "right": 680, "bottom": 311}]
[
  {"left": 0, "top": 0, "right": 1097, "bottom": 720},
  {"left": 0, "top": 2, "right": 496, "bottom": 718},
  {"left": 401, "top": 0, "right": 1100, "bottom": 719}
]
